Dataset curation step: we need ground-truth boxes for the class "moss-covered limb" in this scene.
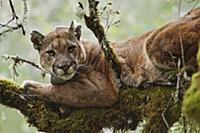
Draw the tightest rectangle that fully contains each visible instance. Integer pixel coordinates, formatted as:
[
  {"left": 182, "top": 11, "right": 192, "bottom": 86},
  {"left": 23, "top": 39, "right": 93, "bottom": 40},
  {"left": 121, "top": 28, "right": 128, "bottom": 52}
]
[
  {"left": 141, "top": 88, "right": 181, "bottom": 133},
  {"left": 0, "top": 78, "right": 180, "bottom": 133},
  {"left": 182, "top": 44, "right": 200, "bottom": 125},
  {"left": 182, "top": 72, "right": 200, "bottom": 124},
  {"left": 83, "top": 0, "right": 122, "bottom": 81},
  {"left": 0, "top": 79, "right": 31, "bottom": 112}
]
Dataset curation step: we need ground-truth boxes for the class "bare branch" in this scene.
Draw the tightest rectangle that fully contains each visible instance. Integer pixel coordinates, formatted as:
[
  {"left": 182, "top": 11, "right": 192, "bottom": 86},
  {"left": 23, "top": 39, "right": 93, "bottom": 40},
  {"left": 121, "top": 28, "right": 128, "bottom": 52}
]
[
  {"left": 99, "top": 2, "right": 120, "bottom": 34},
  {"left": 7, "top": 0, "right": 19, "bottom": 25},
  {"left": 0, "top": 0, "right": 27, "bottom": 36},
  {"left": 162, "top": 94, "right": 174, "bottom": 129},
  {"left": 22, "top": 0, "right": 28, "bottom": 23},
  {"left": 2, "top": 55, "right": 53, "bottom": 78}
]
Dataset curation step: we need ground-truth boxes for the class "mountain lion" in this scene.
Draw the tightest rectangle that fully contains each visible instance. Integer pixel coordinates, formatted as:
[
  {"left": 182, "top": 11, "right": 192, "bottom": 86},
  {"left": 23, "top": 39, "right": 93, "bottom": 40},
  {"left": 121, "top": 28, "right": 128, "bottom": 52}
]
[{"left": 23, "top": 11, "right": 199, "bottom": 107}]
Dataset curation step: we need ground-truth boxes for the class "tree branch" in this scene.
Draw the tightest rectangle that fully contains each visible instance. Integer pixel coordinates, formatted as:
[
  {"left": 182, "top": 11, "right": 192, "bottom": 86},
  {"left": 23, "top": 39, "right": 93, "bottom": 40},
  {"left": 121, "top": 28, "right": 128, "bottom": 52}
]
[
  {"left": 2, "top": 55, "right": 53, "bottom": 78},
  {"left": 0, "top": 79, "right": 180, "bottom": 133},
  {"left": 83, "top": 0, "right": 122, "bottom": 84}
]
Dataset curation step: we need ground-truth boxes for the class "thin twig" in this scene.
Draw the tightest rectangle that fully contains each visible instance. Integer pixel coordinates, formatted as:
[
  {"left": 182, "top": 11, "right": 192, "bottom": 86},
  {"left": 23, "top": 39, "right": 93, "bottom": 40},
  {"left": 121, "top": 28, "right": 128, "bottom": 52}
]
[
  {"left": 0, "top": 0, "right": 26, "bottom": 35},
  {"left": 100, "top": 2, "right": 120, "bottom": 34},
  {"left": 22, "top": 0, "right": 28, "bottom": 23},
  {"left": 175, "top": 59, "right": 182, "bottom": 102},
  {"left": 162, "top": 94, "right": 174, "bottom": 129},
  {"left": 180, "top": 34, "right": 190, "bottom": 81},
  {"left": 2, "top": 55, "right": 53, "bottom": 77},
  {"left": 142, "top": 80, "right": 175, "bottom": 88},
  {"left": 7, "top": 0, "right": 18, "bottom": 25},
  {"left": 179, "top": 35, "right": 186, "bottom": 68}
]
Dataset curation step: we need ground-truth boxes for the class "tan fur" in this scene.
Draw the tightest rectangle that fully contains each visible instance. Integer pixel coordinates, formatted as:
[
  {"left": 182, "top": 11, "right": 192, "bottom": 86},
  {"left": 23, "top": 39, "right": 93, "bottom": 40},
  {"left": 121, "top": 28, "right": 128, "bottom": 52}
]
[{"left": 23, "top": 9, "right": 200, "bottom": 107}]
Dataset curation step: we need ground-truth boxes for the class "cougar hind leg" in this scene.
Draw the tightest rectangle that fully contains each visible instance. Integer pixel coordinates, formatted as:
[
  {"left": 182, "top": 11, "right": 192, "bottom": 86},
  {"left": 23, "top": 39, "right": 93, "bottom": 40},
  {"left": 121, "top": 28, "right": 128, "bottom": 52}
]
[{"left": 144, "top": 19, "right": 199, "bottom": 73}]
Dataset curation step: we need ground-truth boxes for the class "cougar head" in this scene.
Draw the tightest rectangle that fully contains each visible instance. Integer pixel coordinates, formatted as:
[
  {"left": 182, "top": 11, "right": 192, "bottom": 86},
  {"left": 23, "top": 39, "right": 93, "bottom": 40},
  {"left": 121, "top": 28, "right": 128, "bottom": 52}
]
[{"left": 30, "top": 21, "right": 86, "bottom": 82}]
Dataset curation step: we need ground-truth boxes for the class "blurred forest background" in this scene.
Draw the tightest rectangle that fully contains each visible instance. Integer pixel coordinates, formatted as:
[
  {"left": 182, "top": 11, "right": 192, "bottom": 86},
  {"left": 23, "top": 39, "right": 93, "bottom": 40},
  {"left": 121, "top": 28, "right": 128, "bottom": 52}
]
[{"left": 0, "top": 0, "right": 199, "bottom": 133}]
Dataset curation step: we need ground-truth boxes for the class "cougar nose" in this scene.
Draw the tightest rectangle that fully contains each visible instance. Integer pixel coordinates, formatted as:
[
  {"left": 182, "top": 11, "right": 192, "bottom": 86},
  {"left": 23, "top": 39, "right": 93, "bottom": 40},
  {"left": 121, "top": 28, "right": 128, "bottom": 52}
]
[{"left": 57, "top": 63, "right": 70, "bottom": 71}]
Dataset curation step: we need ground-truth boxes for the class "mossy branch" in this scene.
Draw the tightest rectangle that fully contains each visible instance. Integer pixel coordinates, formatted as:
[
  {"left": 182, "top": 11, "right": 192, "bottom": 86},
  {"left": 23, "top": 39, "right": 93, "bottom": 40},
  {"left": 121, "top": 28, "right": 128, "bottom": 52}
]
[
  {"left": 182, "top": 46, "right": 200, "bottom": 125},
  {"left": 83, "top": 0, "right": 122, "bottom": 82},
  {"left": 0, "top": 79, "right": 180, "bottom": 133}
]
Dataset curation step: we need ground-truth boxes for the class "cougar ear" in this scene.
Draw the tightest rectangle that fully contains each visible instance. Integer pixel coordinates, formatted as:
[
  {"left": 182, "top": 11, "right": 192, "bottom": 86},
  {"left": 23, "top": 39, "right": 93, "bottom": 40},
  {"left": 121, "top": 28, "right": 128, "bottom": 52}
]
[
  {"left": 30, "top": 31, "right": 45, "bottom": 51},
  {"left": 75, "top": 25, "right": 81, "bottom": 40},
  {"left": 69, "top": 21, "right": 75, "bottom": 33},
  {"left": 69, "top": 21, "right": 82, "bottom": 40}
]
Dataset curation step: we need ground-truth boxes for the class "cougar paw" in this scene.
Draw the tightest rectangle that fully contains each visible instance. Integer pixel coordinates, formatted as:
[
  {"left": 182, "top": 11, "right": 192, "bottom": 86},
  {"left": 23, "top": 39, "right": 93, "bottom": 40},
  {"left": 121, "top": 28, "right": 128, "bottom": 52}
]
[{"left": 22, "top": 80, "right": 38, "bottom": 94}]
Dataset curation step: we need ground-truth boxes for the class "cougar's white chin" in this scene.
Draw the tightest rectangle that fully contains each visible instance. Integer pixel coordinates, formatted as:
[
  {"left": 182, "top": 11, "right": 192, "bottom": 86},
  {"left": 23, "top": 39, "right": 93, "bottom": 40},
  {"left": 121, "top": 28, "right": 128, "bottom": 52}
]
[{"left": 57, "top": 72, "right": 76, "bottom": 81}]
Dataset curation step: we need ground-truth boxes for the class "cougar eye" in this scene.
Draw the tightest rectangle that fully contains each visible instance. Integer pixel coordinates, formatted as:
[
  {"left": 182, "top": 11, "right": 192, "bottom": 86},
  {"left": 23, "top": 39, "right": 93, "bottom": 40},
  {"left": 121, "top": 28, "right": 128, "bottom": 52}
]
[
  {"left": 68, "top": 45, "right": 76, "bottom": 52},
  {"left": 46, "top": 50, "right": 55, "bottom": 56}
]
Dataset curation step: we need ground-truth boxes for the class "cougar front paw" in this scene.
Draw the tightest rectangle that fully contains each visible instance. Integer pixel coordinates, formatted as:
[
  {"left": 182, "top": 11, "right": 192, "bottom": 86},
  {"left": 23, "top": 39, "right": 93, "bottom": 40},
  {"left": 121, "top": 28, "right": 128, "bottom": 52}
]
[{"left": 22, "top": 80, "right": 39, "bottom": 94}]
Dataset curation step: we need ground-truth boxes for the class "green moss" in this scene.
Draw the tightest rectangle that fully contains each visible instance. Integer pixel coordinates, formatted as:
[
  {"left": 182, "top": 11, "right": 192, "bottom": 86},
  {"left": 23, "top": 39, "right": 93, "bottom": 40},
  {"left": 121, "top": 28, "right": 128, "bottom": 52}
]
[
  {"left": 0, "top": 79, "right": 181, "bottom": 133},
  {"left": 182, "top": 72, "right": 200, "bottom": 124},
  {"left": 0, "top": 78, "right": 22, "bottom": 90},
  {"left": 182, "top": 44, "right": 200, "bottom": 125},
  {"left": 0, "top": 79, "right": 27, "bottom": 109}
]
